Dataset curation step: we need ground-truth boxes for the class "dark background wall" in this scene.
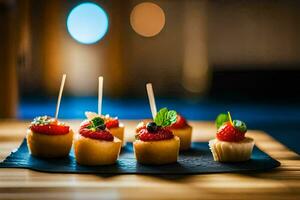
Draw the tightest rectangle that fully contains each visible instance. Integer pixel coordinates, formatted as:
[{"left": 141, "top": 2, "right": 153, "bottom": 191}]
[
  {"left": 1, "top": 0, "right": 300, "bottom": 118},
  {"left": 17, "top": 0, "right": 300, "bottom": 97}
]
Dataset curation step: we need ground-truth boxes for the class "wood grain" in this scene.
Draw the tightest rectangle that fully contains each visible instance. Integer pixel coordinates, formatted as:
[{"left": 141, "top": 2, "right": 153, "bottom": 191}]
[{"left": 0, "top": 120, "right": 299, "bottom": 200}]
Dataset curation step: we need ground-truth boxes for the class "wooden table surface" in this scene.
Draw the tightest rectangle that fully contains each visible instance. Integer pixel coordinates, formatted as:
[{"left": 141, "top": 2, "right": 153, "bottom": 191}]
[{"left": 0, "top": 120, "right": 299, "bottom": 200}]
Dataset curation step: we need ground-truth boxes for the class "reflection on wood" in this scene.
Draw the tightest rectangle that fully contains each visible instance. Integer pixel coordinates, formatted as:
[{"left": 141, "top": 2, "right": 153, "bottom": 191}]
[{"left": 0, "top": 120, "right": 299, "bottom": 199}]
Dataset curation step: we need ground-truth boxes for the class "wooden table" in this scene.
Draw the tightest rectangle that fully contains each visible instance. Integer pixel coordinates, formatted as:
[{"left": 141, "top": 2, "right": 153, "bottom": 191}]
[{"left": 0, "top": 120, "right": 299, "bottom": 200}]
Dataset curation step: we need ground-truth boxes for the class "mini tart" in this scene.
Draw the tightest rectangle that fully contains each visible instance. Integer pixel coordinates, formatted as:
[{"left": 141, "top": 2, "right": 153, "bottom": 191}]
[
  {"left": 109, "top": 123, "right": 125, "bottom": 145},
  {"left": 134, "top": 136, "right": 180, "bottom": 165},
  {"left": 74, "top": 134, "right": 122, "bottom": 166},
  {"left": 209, "top": 137, "right": 254, "bottom": 162},
  {"left": 26, "top": 129, "right": 73, "bottom": 158},
  {"left": 170, "top": 125, "right": 192, "bottom": 151}
]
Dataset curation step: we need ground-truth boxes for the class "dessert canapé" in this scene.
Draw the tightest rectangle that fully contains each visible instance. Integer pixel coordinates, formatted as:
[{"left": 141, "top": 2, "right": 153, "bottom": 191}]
[
  {"left": 26, "top": 116, "right": 73, "bottom": 158},
  {"left": 134, "top": 108, "right": 180, "bottom": 165},
  {"left": 85, "top": 112, "right": 125, "bottom": 144},
  {"left": 169, "top": 114, "right": 192, "bottom": 150},
  {"left": 209, "top": 112, "right": 254, "bottom": 162},
  {"left": 74, "top": 116, "right": 122, "bottom": 165}
]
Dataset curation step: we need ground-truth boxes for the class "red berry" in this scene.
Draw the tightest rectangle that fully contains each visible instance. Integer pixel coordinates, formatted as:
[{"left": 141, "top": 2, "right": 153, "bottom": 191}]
[
  {"left": 137, "top": 127, "right": 174, "bottom": 141},
  {"left": 170, "top": 114, "right": 187, "bottom": 129},
  {"left": 216, "top": 122, "right": 245, "bottom": 142},
  {"left": 105, "top": 118, "right": 119, "bottom": 129},
  {"left": 79, "top": 122, "right": 114, "bottom": 141},
  {"left": 30, "top": 124, "right": 70, "bottom": 135}
]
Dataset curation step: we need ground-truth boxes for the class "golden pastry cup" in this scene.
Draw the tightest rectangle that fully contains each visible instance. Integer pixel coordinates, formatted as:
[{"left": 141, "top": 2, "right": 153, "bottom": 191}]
[
  {"left": 170, "top": 125, "right": 192, "bottom": 150},
  {"left": 134, "top": 136, "right": 180, "bottom": 165},
  {"left": 109, "top": 124, "right": 125, "bottom": 146},
  {"left": 74, "top": 134, "right": 122, "bottom": 166},
  {"left": 209, "top": 137, "right": 254, "bottom": 162},
  {"left": 26, "top": 129, "right": 73, "bottom": 158}
]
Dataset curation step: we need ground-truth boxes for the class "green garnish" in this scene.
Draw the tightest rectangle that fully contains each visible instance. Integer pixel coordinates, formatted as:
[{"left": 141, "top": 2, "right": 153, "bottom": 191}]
[
  {"left": 154, "top": 107, "right": 177, "bottom": 127},
  {"left": 215, "top": 113, "right": 229, "bottom": 129},
  {"left": 215, "top": 112, "right": 247, "bottom": 133},
  {"left": 233, "top": 120, "right": 247, "bottom": 133},
  {"left": 87, "top": 117, "right": 106, "bottom": 131}
]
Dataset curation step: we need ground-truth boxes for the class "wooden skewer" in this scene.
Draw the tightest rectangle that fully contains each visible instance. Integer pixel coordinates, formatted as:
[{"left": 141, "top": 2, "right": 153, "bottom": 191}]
[
  {"left": 146, "top": 83, "right": 157, "bottom": 119},
  {"left": 55, "top": 74, "right": 66, "bottom": 119},
  {"left": 98, "top": 76, "right": 103, "bottom": 115}
]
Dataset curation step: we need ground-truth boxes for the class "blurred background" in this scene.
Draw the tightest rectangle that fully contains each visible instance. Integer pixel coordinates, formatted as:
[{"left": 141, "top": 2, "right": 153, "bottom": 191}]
[{"left": 0, "top": 1, "right": 299, "bottom": 151}]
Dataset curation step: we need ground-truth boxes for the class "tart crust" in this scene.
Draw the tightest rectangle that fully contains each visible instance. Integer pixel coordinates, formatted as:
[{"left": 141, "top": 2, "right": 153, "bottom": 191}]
[
  {"left": 170, "top": 125, "right": 192, "bottom": 150},
  {"left": 26, "top": 129, "right": 73, "bottom": 158},
  {"left": 74, "top": 134, "right": 121, "bottom": 166},
  {"left": 109, "top": 124, "right": 125, "bottom": 146},
  {"left": 208, "top": 137, "right": 254, "bottom": 162},
  {"left": 134, "top": 136, "right": 180, "bottom": 165}
]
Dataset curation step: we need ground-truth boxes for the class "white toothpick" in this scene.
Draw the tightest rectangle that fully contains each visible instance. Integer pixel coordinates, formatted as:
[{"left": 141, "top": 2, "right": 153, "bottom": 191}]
[
  {"left": 146, "top": 83, "right": 157, "bottom": 119},
  {"left": 98, "top": 76, "right": 103, "bottom": 115},
  {"left": 55, "top": 74, "right": 66, "bottom": 119}
]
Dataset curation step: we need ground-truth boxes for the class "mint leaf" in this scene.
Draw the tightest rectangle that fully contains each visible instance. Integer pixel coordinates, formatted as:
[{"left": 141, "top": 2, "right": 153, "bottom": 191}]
[
  {"left": 154, "top": 107, "right": 177, "bottom": 127},
  {"left": 167, "top": 110, "right": 177, "bottom": 124},
  {"left": 162, "top": 120, "right": 171, "bottom": 127},
  {"left": 154, "top": 108, "right": 167, "bottom": 126},
  {"left": 90, "top": 117, "right": 105, "bottom": 129},
  {"left": 233, "top": 120, "right": 247, "bottom": 133},
  {"left": 215, "top": 113, "right": 229, "bottom": 129}
]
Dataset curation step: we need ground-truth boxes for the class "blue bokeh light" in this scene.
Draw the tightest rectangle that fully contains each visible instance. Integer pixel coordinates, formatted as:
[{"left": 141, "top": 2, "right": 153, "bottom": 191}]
[{"left": 67, "top": 3, "right": 109, "bottom": 44}]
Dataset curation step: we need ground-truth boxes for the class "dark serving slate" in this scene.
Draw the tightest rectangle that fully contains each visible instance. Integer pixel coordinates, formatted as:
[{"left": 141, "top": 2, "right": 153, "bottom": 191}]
[{"left": 0, "top": 139, "right": 280, "bottom": 174}]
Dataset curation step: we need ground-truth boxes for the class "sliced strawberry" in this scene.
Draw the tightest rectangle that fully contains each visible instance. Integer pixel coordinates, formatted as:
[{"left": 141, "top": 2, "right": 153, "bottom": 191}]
[
  {"left": 30, "top": 124, "right": 70, "bottom": 135},
  {"left": 216, "top": 122, "right": 245, "bottom": 142},
  {"left": 137, "top": 127, "right": 174, "bottom": 141},
  {"left": 79, "top": 128, "right": 113, "bottom": 141},
  {"left": 170, "top": 114, "right": 187, "bottom": 129},
  {"left": 79, "top": 121, "right": 114, "bottom": 141},
  {"left": 105, "top": 118, "right": 119, "bottom": 129}
]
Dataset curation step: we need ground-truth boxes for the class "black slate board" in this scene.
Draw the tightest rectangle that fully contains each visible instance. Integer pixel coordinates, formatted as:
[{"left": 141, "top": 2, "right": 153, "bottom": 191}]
[{"left": 0, "top": 139, "right": 280, "bottom": 174}]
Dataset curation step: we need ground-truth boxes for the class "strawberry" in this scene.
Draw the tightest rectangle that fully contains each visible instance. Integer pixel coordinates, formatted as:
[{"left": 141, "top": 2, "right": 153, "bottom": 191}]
[
  {"left": 170, "top": 114, "right": 187, "bottom": 129},
  {"left": 79, "top": 128, "right": 113, "bottom": 141},
  {"left": 105, "top": 118, "right": 119, "bottom": 129},
  {"left": 79, "top": 122, "right": 114, "bottom": 141},
  {"left": 30, "top": 124, "right": 70, "bottom": 135},
  {"left": 137, "top": 127, "right": 174, "bottom": 141},
  {"left": 216, "top": 122, "right": 245, "bottom": 142}
]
